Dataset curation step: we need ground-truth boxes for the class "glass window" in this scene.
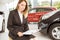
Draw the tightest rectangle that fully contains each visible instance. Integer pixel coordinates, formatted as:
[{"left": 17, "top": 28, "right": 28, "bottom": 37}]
[
  {"left": 29, "top": 9, "right": 36, "bottom": 13},
  {"left": 37, "top": 8, "right": 53, "bottom": 12},
  {"left": 29, "top": 8, "right": 53, "bottom": 13}
]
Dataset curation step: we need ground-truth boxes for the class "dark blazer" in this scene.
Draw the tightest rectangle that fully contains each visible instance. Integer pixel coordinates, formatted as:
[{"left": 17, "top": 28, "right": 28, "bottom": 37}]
[{"left": 7, "top": 9, "right": 35, "bottom": 40}]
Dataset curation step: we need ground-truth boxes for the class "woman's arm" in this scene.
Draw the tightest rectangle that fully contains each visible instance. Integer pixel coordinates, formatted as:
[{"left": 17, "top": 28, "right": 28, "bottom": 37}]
[
  {"left": 24, "top": 18, "right": 29, "bottom": 31},
  {"left": 7, "top": 11, "right": 23, "bottom": 36}
]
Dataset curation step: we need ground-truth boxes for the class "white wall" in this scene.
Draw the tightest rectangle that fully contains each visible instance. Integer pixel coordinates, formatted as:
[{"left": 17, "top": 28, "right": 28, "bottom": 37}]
[
  {"left": 5, "top": 0, "right": 19, "bottom": 32},
  {"left": 0, "top": 0, "right": 19, "bottom": 40},
  {"left": 0, "top": 0, "right": 19, "bottom": 32}
]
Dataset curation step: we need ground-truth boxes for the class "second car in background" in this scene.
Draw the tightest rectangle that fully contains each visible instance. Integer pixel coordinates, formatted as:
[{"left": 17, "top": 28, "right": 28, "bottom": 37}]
[{"left": 27, "top": 7, "right": 56, "bottom": 23}]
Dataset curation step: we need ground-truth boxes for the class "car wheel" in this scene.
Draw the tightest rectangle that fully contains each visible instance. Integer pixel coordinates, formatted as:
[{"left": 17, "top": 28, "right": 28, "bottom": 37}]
[
  {"left": 0, "top": 20, "right": 5, "bottom": 33},
  {"left": 2, "top": 20, "right": 5, "bottom": 32},
  {"left": 48, "top": 23, "right": 60, "bottom": 40}
]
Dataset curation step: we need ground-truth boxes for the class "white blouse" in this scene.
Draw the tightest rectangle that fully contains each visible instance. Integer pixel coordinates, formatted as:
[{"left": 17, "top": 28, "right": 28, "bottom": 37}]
[{"left": 18, "top": 11, "right": 23, "bottom": 23}]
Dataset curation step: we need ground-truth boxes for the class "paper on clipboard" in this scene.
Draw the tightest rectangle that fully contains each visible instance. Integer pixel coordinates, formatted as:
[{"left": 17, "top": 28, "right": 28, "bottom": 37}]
[{"left": 23, "top": 29, "right": 40, "bottom": 35}]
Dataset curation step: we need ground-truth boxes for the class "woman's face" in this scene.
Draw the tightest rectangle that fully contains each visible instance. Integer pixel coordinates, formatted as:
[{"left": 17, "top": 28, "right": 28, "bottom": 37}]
[{"left": 18, "top": 1, "right": 26, "bottom": 12}]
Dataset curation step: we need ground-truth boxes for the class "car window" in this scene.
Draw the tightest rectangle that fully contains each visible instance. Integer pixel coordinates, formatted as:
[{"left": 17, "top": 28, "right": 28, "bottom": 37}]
[
  {"left": 29, "top": 8, "right": 53, "bottom": 13},
  {"left": 36, "top": 8, "right": 53, "bottom": 12},
  {"left": 29, "top": 9, "right": 36, "bottom": 13},
  {"left": 0, "top": 12, "right": 3, "bottom": 15}
]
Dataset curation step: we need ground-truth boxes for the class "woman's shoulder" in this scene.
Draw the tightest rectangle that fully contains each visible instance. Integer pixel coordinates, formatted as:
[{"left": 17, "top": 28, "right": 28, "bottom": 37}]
[
  {"left": 10, "top": 9, "right": 17, "bottom": 13},
  {"left": 10, "top": 9, "right": 17, "bottom": 15}
]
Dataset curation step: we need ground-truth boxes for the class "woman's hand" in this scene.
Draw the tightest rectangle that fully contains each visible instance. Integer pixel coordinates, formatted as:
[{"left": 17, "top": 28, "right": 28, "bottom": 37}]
[
  {"left": 17, "top": 32, "right": 23, "bottom": 37},
  {"left": 30, "top": 38, "right": 36, "bottom": 40}
]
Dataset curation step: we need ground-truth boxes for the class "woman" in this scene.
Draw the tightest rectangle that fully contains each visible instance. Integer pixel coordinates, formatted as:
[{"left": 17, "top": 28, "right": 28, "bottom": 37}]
[{"left": 7, "top": 0, "right": 35, "bottom": 40}]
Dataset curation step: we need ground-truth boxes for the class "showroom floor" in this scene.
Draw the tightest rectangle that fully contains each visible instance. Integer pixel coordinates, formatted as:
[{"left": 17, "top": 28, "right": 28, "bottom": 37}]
[{"left": 0, "top": 23, "right": 51, "bottom": 40}]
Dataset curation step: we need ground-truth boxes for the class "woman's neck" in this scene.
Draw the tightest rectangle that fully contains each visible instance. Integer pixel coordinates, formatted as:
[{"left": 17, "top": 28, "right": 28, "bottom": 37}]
[
  {"left": 18, "top": 9, "right": 24, "bottom": 15},
  {"left": 18, "top": 9, "right": 23, "bottom": 13}
]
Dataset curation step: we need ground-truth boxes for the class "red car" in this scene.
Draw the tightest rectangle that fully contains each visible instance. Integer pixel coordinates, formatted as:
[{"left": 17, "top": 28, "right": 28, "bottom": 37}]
[{"left": 27, "top": 7, "right": 56, "bottom": 23}]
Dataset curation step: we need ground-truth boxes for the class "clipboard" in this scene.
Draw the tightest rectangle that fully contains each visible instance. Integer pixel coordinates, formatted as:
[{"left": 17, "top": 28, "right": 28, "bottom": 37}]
[{"left": 23, "top": 29, "right": 41, "bottom": 35}]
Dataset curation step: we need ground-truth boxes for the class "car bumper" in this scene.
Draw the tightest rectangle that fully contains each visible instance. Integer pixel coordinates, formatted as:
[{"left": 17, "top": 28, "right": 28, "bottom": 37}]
[{"left": 38, "top": 20, "right": 49, "bottom": 34}]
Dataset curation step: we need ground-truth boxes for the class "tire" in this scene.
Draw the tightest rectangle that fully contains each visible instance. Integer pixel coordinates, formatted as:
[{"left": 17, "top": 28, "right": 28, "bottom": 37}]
[
  {"left": 0, "top": 20, "right": 5, "bottom": 33},
  {"left": 48, "top": 23, "right": 60, "bottom": 40},
  {"left": 2, "top": 20, "right": 5, "bottom": 32}
]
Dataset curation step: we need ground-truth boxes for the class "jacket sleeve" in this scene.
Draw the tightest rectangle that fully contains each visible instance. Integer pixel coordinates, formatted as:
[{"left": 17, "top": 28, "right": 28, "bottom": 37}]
[
  {"left": 24, "top": 18, "right": 35, "bottom": 38},
  {"left": 7, "top": 11, "right": 23, "bottom": 36},
  {"left": 24, "top": 18, "right": 29, "bottom": 31}
]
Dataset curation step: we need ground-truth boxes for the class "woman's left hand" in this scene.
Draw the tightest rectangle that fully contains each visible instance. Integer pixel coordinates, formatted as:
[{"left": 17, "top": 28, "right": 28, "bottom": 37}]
[
  {"left": 30, "top": 38, "right": 36, "bottom": 40},
  {"left": 17, "top": 32, "right": 23, "bottom": 37}
]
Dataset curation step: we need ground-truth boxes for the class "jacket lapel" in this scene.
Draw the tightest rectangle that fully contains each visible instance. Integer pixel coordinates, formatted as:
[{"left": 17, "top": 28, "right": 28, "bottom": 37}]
[
  {"left": 23, "top": 15, "right": 24, "bottom": 24},
  {"left": 14, "top": 9, "right": 21, "bottom": 24}
]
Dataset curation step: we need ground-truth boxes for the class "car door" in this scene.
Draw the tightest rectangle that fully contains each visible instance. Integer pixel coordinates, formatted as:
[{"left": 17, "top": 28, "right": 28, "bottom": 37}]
[
  {"left": 28, "top": 8, "right": 37, "bottom": 22},
  {"left": 0, "top": 12, "right": 5, "bottom": 33},
  {"left": 28, "top": 8, "right": 54, "bottom": 22}
]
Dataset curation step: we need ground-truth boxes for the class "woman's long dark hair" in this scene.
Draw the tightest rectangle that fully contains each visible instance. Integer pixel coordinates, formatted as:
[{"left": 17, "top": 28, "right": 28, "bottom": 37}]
[{"left": 16, "top": 0, "right": 28, "bottom": 18}]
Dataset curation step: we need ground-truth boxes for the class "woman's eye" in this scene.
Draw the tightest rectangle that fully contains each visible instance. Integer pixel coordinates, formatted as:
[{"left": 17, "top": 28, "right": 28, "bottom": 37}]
[
  {"left": 21, "top": 4, "right": 23, "bottom": 6},
  {"left": 21, "top": 4, "right": 26, "bottom": 6},
  {"left": 21, "top": 4, "right": 24, "bottom": 6}
]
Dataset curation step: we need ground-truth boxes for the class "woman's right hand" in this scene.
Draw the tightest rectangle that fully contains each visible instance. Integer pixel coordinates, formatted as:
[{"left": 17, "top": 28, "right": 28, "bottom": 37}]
[{"left": 17, "top": 32, "right": 23, "bottom": 37}]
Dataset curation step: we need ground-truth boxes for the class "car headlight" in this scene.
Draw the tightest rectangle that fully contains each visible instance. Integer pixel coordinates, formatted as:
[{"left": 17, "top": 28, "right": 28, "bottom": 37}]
[
  {"left": 42, "top": 10, "right": 59, "bottom": 20},
  {"left": 42, "top": 13, "right": 51, "bottom": 20}
]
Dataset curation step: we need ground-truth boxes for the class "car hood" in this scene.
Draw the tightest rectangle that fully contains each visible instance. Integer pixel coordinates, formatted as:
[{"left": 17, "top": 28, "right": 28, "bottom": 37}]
[{"left": 42, "top": 9, "right": 60, "bottom": 20}]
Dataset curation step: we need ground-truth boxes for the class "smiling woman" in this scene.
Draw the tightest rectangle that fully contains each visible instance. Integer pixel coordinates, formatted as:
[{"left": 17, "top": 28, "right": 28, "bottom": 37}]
[{"left": 7, "top": 0, "right": 35, "bottom": 40}]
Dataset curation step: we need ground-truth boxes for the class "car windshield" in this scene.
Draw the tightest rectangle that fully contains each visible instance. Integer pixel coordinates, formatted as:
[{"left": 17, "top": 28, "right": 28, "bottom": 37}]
[{"left": 29, "top": 8, "right": 53, "bottom": 13}]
